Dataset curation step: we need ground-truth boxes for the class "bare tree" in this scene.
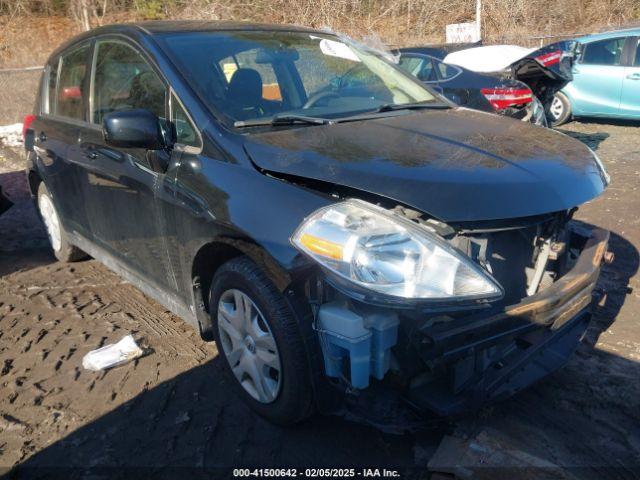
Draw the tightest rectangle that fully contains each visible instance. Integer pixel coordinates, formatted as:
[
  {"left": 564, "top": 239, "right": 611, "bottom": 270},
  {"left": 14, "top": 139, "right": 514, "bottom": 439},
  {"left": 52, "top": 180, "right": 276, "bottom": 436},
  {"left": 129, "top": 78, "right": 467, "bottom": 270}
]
[{"left": 69, "top": 0, "right": 108, "bottom": 31}]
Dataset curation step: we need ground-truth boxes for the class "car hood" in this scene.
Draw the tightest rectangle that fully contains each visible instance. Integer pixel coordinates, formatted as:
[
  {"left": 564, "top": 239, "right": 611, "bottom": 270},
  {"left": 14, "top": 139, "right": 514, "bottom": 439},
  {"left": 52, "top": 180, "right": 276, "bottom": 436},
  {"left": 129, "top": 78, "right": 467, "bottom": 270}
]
[{"left": 243, "top": 108, "right": 608, "bottom": 223}]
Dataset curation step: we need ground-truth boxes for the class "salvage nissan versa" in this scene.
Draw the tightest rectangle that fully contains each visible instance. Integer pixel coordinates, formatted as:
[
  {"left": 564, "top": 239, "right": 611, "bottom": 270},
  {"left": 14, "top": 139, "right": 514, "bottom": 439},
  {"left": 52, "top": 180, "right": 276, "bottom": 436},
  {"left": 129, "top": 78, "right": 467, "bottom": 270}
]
[{"left": 24, "top": 21, "right": 611, "bottom": 425}]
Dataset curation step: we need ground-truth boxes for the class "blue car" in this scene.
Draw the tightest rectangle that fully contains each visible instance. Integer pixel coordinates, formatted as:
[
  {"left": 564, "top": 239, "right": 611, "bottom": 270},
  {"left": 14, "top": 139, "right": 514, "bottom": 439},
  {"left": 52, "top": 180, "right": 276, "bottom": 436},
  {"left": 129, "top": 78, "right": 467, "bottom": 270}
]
[{"left": 550, "top": 27, "right": 640, "bottom": 125}]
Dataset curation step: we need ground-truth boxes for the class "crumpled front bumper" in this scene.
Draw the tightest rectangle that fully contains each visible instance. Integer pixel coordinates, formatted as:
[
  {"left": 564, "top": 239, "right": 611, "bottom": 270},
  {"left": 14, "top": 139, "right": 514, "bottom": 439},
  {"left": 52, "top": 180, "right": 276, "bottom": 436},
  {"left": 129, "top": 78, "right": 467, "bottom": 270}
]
[{"left": 408, "top": 227, "right": 610, "bottom": 415}]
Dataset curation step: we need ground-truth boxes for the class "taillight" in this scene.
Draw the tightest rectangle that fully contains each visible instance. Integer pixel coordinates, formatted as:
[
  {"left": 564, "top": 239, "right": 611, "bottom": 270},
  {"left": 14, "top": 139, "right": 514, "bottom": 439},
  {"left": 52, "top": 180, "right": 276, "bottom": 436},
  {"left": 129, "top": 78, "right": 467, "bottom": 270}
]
[
  {"left": 23, "top": 114, "right": 36, "bottom": 141},
  {"left": 536, "top": 49, "right": 562, "bottom": 67},
  {"left": 481, "top": 87, "right": 533, "bottom": 111}
]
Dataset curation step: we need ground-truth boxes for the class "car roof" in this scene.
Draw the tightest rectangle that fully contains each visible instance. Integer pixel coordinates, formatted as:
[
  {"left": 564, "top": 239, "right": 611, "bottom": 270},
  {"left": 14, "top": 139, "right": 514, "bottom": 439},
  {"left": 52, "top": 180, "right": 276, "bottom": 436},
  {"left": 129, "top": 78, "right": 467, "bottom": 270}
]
[
  {"left": 135, "top": 20, "right": 320, "bottom": 34},
  {"left": 49, "top": 20, "right": 323, "bottom": 59},
  {"left": 576, "top": 26, "right": 640, "bottom": 43},
  {"left": 399, "top": 43, "right": 481, "bottom": 59}
]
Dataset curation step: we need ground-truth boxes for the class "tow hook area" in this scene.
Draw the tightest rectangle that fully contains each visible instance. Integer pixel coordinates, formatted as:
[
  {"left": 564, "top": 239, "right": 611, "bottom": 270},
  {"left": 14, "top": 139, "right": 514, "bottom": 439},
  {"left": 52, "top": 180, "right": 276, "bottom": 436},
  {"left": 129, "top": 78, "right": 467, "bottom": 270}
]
[{"left": 316, "top": 302, "right": 399, "bottom": 389}]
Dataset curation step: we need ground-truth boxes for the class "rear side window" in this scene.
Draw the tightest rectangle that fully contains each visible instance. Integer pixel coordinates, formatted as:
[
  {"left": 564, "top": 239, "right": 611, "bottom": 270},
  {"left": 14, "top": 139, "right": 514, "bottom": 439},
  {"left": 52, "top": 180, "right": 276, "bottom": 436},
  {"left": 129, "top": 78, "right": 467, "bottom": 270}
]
[
  {"left": 55, "top": 44, "right": 90, "bottom": 120},
  {"left": 581, "top": 38, "right": 626, "bottom": 66},
  {"left": 435, "top": 60, "right": 459, "bottom": 81},
  {"left": 92, "top": 40, "right": 166, "bottom": 124}
]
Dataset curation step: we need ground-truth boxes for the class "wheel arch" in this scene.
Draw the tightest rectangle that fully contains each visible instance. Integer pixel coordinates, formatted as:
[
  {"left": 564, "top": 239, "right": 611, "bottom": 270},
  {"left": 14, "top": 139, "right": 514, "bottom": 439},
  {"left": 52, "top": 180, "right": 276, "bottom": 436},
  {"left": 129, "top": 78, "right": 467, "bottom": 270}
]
[
  {"left": 27, "top": 168, "right": 43, "bottom": 198},
  {"left": 190, "top": 237, "right": 294, "bottom": 340}
]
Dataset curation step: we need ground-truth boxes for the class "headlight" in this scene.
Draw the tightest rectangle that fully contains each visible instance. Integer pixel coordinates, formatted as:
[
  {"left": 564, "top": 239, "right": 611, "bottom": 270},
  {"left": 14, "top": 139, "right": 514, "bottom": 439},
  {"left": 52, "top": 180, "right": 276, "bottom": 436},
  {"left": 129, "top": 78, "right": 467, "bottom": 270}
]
[{"left": 291, "top": 200, "right": 503, "bottom": 301}]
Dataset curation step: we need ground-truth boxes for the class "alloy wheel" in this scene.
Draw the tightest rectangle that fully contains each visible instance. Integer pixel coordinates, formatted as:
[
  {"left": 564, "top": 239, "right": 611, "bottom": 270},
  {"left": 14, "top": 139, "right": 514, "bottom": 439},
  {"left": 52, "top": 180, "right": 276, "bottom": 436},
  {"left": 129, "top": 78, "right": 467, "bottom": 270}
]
[
  {"left": 217, "top": 289, "right": 282, "bottom": 403},
  {"left": 549, "top": 96, "right": 565, "bottom": 120}
]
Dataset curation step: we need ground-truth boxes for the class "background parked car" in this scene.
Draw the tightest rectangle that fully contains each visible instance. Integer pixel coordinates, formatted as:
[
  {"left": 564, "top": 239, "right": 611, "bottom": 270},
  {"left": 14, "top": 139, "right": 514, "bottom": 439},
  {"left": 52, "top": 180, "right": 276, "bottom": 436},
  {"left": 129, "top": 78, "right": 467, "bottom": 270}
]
[
  {"left": 549, "top": 27, "right": 640, "bottom": 125},
  {"left": 440, "top": 41, "right": 577, "bottom": 126},
  {"left": 397, "top": 48, "right": 547, "bottom": 125}
]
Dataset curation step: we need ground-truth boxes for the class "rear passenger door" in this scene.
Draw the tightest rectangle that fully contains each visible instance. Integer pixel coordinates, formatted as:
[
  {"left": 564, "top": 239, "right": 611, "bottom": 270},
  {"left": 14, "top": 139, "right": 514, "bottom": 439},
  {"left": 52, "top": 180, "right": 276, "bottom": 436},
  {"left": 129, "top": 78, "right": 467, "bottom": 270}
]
[
  {"left": 570, "top": 37, "right": 626, "bottom": 116},
  {"left": 33, "top": 42, "right": 92, "bottom": 236},
  {"left": 74, "top": 38, "right": 178, "bottom": 292},
  {"left": 620, "top": 37, "right": 640, "bottom": 118}
]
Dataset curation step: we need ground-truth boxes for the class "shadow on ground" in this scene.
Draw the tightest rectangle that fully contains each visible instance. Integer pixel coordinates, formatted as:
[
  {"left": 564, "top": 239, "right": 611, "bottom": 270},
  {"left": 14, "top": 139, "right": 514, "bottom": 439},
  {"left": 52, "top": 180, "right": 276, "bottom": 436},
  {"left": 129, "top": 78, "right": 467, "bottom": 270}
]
[{"left": 7, "top": 356, "right": 435, "bottom": 478}]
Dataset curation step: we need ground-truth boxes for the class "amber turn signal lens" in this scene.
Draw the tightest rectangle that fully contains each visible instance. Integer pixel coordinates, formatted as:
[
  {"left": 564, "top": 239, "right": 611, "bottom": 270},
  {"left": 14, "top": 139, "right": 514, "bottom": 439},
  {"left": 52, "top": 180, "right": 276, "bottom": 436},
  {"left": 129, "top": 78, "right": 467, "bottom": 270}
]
[{"left": 299, "top": 233, "right": 344, "bottom": 260}]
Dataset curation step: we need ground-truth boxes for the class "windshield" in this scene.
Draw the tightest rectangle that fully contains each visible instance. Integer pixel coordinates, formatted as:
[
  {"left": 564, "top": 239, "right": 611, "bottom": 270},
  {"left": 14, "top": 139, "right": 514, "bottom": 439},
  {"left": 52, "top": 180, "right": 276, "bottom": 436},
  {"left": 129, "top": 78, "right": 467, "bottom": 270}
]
[{"left": 157, "top": 30, "right": 438, "bottom": 126}]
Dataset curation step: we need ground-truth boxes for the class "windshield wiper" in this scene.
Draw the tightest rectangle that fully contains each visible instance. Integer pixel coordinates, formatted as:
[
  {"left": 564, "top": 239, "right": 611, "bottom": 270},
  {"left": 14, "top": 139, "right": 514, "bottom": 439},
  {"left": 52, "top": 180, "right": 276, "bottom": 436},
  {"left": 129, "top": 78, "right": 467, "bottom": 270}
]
[
  {"left": 374, "top": 102, "right": 451, "bottom": 113},
  {"left": 234, "top": 114, "right": 333, "bottom": 128}
]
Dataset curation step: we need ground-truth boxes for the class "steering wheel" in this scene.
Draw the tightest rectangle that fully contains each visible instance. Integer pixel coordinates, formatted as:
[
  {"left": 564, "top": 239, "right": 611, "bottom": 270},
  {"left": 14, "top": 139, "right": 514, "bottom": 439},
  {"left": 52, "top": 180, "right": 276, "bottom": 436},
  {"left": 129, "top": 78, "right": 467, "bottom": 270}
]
[{"left": 303, "top": 91, "right": 340, "bottom": 109}]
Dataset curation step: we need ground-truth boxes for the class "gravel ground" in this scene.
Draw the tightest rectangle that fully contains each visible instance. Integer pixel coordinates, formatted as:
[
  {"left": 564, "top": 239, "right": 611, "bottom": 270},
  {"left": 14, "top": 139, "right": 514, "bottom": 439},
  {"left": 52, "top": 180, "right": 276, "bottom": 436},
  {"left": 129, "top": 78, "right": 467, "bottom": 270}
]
[{"left": 0, "top": 119, "right": 639, "bottom": 478}]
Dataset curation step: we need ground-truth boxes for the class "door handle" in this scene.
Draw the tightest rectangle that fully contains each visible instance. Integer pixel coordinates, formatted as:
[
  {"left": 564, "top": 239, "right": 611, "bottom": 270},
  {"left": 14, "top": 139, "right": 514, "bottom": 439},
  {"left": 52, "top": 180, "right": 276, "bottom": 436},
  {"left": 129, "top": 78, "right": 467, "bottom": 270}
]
[
  {"left": 38, "top": 132, "right": 47, "bottom": 143},
  {"left": 627, "top": 73, "right": 640, "bottom": 80}
]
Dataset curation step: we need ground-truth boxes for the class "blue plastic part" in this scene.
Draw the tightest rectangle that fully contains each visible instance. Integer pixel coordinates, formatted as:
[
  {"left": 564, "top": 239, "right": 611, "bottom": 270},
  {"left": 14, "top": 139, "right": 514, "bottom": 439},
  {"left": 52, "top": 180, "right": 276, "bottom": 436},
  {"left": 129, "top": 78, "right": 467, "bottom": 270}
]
[
  {"left": 317, "top": 302, "right": 399, "bottom": 389},
  {"left": 366, "top": 313, "right": 400, "bottom": 380}
]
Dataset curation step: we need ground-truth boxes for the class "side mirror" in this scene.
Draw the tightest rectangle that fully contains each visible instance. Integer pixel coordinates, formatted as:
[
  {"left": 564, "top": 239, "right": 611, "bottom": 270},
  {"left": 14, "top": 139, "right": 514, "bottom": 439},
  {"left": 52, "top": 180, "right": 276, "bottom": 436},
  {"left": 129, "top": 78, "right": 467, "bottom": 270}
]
[{"left": 103, "top": 109, "right": 165, "bottom": 150}]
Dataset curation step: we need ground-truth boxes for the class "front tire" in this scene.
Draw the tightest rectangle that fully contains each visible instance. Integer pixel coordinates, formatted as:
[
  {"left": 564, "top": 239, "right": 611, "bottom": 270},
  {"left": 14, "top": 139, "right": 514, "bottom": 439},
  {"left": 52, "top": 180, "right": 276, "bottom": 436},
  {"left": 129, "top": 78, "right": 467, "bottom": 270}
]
[
  {"left": 37, "top": 183, "right": 86, "bottom": 262},
  {"left": 548, "top": 92, "right": 571, "bottom": 126},
  {"left": 210, "top": 256, "right": 314, "bottom": 424}
]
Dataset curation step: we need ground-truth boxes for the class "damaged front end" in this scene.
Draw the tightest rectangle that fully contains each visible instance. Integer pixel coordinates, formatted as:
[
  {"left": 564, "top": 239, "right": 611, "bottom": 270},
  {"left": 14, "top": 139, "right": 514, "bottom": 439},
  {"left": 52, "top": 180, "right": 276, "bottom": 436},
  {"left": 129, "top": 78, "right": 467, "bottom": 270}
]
[{"left": 295, "top": 202, "right": 610, "bottom": 416}]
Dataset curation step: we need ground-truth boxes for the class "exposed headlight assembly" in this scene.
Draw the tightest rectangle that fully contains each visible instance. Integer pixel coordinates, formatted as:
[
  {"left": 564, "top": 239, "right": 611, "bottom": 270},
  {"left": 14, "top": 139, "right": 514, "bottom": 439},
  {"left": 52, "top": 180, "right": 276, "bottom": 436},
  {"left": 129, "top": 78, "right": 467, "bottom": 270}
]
[{"left": 292, "top": 200, "right": 503, "bottom": 301}]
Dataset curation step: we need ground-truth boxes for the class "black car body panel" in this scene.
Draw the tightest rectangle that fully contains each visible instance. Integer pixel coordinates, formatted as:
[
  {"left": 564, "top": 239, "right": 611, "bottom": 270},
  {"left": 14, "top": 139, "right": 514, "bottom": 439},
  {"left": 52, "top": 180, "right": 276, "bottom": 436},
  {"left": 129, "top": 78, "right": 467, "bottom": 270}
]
[
  {"left": 244, "top": 108, "right": 607, "bottom": 222},
  {"left": 24, "top": 22, "right": 610, "bottom": 422}
]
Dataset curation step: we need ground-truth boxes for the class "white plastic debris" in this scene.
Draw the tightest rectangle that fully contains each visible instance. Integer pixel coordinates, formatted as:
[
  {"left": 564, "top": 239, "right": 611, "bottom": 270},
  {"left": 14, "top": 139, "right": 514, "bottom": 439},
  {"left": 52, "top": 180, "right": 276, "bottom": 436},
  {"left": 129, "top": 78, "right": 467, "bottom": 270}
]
[{"left": 82, "top": 335, "right": 143, "bottom": 371}]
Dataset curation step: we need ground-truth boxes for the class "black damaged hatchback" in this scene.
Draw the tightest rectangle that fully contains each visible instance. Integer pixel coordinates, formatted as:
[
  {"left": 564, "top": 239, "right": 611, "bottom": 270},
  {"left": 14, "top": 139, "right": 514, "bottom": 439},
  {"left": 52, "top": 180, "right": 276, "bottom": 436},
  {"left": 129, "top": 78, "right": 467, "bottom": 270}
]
[{"left": 24, "top": 21, "right": 612, "bottom": 425}]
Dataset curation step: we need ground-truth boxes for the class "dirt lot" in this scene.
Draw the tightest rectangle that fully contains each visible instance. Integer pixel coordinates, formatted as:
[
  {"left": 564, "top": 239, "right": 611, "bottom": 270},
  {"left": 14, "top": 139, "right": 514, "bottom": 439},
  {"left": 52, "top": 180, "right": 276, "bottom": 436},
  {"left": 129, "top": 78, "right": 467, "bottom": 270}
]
[{"left": 0, "top": 120, "right": 639, "bottom": 478}]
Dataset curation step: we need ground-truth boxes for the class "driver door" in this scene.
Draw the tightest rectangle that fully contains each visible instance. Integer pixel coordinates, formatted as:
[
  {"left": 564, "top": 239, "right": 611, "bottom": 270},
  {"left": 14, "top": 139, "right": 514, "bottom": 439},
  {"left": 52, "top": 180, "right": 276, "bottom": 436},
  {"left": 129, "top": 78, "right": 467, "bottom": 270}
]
[{"left": 74, "top": 38, "right": 178, "bottom": 292}]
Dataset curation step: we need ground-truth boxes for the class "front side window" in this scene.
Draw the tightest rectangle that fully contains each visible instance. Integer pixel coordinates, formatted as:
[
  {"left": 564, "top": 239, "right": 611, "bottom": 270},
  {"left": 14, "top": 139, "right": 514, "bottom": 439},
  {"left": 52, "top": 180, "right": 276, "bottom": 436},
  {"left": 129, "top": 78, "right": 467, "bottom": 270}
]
[
  {"left": 157, "top": 31, "right": 436, "bottom": 124},
  {"left": 581, "top": 38, "right": 626, "bottom": 66},
  {"left": 634, "top": 39, "right": 640, "bottom": 66},
  {"left": 55, "top": 44, "right": 90, "bottom": 120},
  {"left": 92, "top": 40, "right": 166, "bottom": 124}
]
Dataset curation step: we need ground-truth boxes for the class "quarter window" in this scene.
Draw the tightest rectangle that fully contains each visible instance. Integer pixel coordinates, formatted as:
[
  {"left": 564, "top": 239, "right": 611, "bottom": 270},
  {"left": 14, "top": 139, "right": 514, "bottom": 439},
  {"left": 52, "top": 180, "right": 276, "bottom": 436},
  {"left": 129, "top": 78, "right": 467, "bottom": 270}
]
[
  {"left": 171, "top": 94, "right": 199, "bottom": 148},
  {"left": 46, "top": 62, "right": 58, "bottom": 114},
  {"left": 92, "top": 40, "right": 166, "bottom": 124},
  {"left": 581, "top": 38, "right": 626, "bottom": 66},
  {"left": 55, "top": 44, "right": 90, "bottom": 120}
]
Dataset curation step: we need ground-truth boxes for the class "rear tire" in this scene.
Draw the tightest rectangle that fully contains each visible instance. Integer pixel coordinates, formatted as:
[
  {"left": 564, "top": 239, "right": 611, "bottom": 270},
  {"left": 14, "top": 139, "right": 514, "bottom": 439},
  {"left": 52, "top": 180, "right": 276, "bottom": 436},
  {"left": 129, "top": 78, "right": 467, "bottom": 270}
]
[
  {"left": 37, "top": 183, "right": 86, "bottom": 262},
  {"left": 548, "top": 92, "right": 571, "bottom": 126},
  {"left": 210, "top": 256, "right": 314, "bottom": 424}
]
